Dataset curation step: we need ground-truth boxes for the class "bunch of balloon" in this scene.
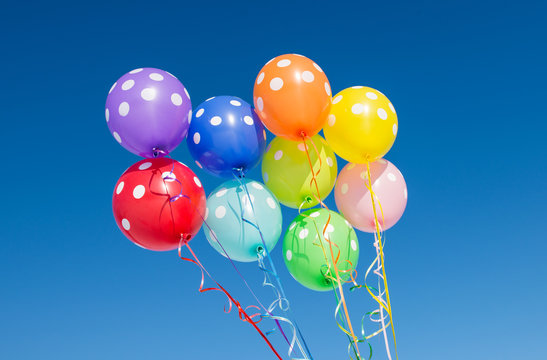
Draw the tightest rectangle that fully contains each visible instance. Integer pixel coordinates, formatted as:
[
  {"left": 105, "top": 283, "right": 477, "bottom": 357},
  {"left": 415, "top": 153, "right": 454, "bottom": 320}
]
[
  {"left": 185, "top": 95, "right": 313, "bottom": 360},
  {"left": 325, "top": 86, "right": 408, "bottom": 359},
  {"left": 253, "top": 54, "right": 366, "bottom": 359},
  {"left": 105, "top": 70, "right": 285, "bottom": 359}
]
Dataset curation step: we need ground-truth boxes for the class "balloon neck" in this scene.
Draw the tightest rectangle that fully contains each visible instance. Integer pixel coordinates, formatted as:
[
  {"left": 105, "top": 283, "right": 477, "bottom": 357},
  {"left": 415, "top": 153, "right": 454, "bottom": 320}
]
[
  {"left": 232, "top": 167, "right": 246, "bottom": 179},
  {"left": 180, "top": 233, "right": 192, "bottom": 244},
  {"left": 153, "top": 148, "right": 167, "bottom": 158},
  {"left": 299, "top": 131, "right": 307, "bottom": 139},
  {"left": 304, "top": 196, "right": 313, "bottom": 204},
  {"left": 256, "top": 245, "right": 265, "bottom": 256}
]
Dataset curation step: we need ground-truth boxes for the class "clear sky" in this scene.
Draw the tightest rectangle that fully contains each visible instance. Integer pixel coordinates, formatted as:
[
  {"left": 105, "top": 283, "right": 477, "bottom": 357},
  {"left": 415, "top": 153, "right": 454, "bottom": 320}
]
[{"left": 1, "top": 0, "right": 546, "bottom": 359}]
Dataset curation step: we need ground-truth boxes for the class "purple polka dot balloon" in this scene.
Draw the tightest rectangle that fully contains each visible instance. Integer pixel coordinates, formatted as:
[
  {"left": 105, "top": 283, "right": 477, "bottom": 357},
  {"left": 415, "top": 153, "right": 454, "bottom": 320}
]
[{"left": 105, "top": 68, "right": 192, "bottom": 158}]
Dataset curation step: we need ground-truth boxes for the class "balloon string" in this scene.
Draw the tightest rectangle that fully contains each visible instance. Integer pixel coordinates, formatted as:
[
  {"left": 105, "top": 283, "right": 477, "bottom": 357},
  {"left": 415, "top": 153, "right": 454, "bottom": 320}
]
[
  {"left": 300, "top": 134, "right": 362, "bottom": 359},
  {"left": 158, "top": 163, "right": 283, "bottom": 359},
  {"left": 364, "top": 161, "right": 398, "bottom": 359},
  {"left": 178, "top": 242, "right": 283, "bottom": 360},
  {"left": 233, "top": 172, "right": 314, "bottom": 360}
]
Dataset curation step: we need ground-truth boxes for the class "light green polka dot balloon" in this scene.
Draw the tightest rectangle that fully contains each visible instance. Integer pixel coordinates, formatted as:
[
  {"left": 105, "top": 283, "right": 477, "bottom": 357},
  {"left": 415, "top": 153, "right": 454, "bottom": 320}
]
[
  {"left": 261, "top": 134, "right": 337, "bottom": 209},
  {"left": 283, "top": 208, "right": 359, "bottom": 291}
]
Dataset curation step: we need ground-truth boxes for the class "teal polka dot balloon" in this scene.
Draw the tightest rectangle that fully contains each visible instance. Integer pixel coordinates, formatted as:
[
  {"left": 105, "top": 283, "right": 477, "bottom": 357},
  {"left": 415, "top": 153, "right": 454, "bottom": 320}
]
[{"left": 205, "top": 178, "right": 282, "bottom": 262}]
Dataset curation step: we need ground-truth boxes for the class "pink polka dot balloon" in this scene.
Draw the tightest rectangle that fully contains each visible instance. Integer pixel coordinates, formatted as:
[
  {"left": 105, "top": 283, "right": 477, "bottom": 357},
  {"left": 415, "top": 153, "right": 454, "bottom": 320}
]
[
  {"left": 105, "top": 68, "right": 192, "bottom": 158},
  {"left": 335, "top": 159, "right": 407, "bottom": 233}
]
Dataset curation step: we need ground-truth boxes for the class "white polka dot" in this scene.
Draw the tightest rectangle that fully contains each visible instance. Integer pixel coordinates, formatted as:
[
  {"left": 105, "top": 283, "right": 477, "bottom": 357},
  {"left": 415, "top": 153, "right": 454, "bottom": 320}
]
[
  {"left": 297, "top": 143, "right": 306, "bottom": 152},
  {"left": 194, "top": 176, "right": 202, "bottom": 187},
  {"left": 286, "top": 250, "right": 293, "bottom": 261},
  {"left": 310, "top": 211, "right": 320, "bottom": 218},
  {"left": 244, "top": 116, "right": 254, "bottom": 125},
  {"left": 326, "top": 157, "right": 333, "bottom": 167},
  {"left": 270, "top": 77, "right": 283, "bottom": 91},
  {"left": 289, "top": 222, "right": 296, "bottom": 230},
  {"left": 228, "top": 100, "right": 241, "bottom": 107},
  {"left": 274, "top": 150, "right": 283, "bottom": 160},
  {"left": 162, "top": 171, "right": 176, "bottom": 182},
  {"left": 302, "top": 71, "right": 314, "bottom": 83},
  {"left": 387, "top": 173, "right": 397, "bottom": 182},
  {"left": 193, "top": 132, "right": 200, "bottom": 144},
  {"left": 204, "top": 207, "right": 209, "bottom": 220},
  {"left": 332, "top": 95, "right": 343, "bottom": 104},
  {"left": 105, "top": 108, "right": 110, "bottom": 122},
  {"left": 149, "top": 73, "right": 164, "bottom": 81},
  {"left": 216, "top": 188, "right": 228, "bottom": 197},
  {"left": 257, "top": 72, "right": 265, "bottom": 85},
  {"left": 299, "top": 229, "right": 309, "bottom": 239},
  {"left": 206, "top": 97, "right": 215, "bottom": 102},
  {"left": 141, "top": 88, "right": 156, "bottom": 101},
  {"left": 404, "top": 188, "right": 408, "bottom": 199},
  {"left": 133, "top": 185, "right": 145, "bottom": 199},
  {"left": 360, "top": 171, "right": 368, "bottom": 180},
  {"left": 277, "top": 59, "right": 291, "bottom": 67},
  {"left": 171, "top": 93, "right": 183, "bottom": 106},
  {"left": 129, "top": 68, "right": 143, "bottom": 74},
  {"left": 393, "top": 123, "right": 398, "bottom": 136},
  {"left": 389, "top": 102, "right": 396, "bottom": 113},
  {"left": 215, "top": 206, "right": 226, "bottom": 219},
  {"left": 366, "top": 92, "right": 378, "bottom": 100},
  {"left": 196, "top": 160, "right": 203, "bottom": 168},
  {"left": 122, "top": 218, "right": 130, "bottom": 230},
  {"left": 119, "top": 102, "right": 130, "bottom": 116},
  {"left": 351, "top": 240, "right": 357, "bottom": 251},
  {"left": 341, "top": 183, "right": 348, "bottom": 194},
  {"left": 116, "top": 181, "right": 124, "bottom": 194},
  {"left": 266, "top": 197, "right": 276, "bottom": 209},
  {"left": 210, "top": 116, "right": 222, "bottom": 126},
  {"left": 263, "top": 172, "right": 269, "bottom": 183},
  {"left": 184, "top": 87, "right": 190, "bottom": 99},
  {"left": 313, "top": 62, "right": 323, "bottom": 72},
  {"left": 109, "top": 82, "right": 117, "bottom": 93},
  {"left": 195, "top": 108, "right": 204, "bottom": 118},
  {"left": 326, "top": 224, "right": 334, "bottom": 233},
  {"left": 351, "top": 103, "right": 364, "bottom": 115},
  {"left": 328, "top": 114, "right": 336, "bottom": 126},
  {"left": 121, "top": 79, "right": 135, "bottom": 91},
  {"left": 251, "top": 182, "right": 264, "bottom": 190},
  {"left": 377, "top": 108, "right": 388, "bottom": 120},
  {"left": 325, "top": 82, "right": 331, "bottom": 96},
  {"left": 139, "top": 162, "right": 152, "bottom": 170},
  {"left": 113, "top": 132, "right": 122, "bottom": 143},
  {"left": 256, "top": 97, "right": 264, "bottom": 111}
]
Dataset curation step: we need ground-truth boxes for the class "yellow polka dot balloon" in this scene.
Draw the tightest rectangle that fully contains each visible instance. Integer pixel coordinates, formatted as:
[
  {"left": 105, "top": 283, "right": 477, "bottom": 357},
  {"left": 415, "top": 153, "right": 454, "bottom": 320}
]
[{"left": 323, "top": 86, "right": 397, "bottom": 163}]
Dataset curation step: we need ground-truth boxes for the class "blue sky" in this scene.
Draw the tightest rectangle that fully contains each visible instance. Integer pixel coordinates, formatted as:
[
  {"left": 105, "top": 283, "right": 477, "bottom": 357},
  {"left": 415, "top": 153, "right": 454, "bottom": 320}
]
[{"left": 1, "top": 0, "right": 546, "bottom": 359}]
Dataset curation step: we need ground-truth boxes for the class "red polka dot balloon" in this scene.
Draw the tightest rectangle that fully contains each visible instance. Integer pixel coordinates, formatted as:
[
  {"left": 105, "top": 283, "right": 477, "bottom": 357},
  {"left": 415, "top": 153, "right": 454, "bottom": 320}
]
[{"left": 112, "top": 158, "right": 206, "bottom": 251}]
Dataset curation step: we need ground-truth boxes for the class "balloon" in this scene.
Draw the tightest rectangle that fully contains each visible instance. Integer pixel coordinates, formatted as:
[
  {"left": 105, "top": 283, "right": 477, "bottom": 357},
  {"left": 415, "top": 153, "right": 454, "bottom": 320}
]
[
  {"left": 112, "top": 158, "right": 206, "bottom": 251},
  {"left": 261, "top": 135, "right": 337, "bottom": 209},
  {"left": 335, "top": 159, "right": 407, "bottom": 233},
  {"left": 105, "top": 68, "right": 192, "bottom": 158},
  {"left": 324, "top": 86, "right": 397, "bottom": 163},
  {"left": 283, "top": 209, "right": 359, "bottom": 291},
  {"left": 187, "top": 96, "right": 266, "bottom": 178},
  {"left": 253, "top": 54, "right": 331, "bottom": 141},
  {"left": 204, "top": 178, "right": 282, "bottom": 262}
]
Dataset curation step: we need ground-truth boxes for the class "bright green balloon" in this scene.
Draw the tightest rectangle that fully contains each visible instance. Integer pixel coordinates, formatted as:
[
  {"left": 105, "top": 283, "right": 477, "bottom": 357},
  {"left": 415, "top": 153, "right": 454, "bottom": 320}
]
[
  {"left": 283, "top": 209, "right": 359, "bottom": 291},
  {"left": 261, "top": 134, "right": 337, "bottom": 209}
]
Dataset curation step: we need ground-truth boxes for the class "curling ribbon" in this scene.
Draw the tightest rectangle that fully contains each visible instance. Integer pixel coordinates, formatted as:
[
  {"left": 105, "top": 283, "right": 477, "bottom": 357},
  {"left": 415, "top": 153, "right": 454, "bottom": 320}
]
[
  {"left": 300, "top": 134, "right": 363, "bottom": 359},
  {"left": 364, "top": 161, "right": 398, "bottom": 359},
  {"left": 233, "top": 172, "right": 314, "bottom": 360},
  {"left": 158, "top": 164, "right": 284, "bottom": 360}
]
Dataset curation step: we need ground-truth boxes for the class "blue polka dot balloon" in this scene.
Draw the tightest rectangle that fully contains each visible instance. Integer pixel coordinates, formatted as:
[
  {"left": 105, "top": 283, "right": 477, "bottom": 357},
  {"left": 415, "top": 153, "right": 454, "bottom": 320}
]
[
  {"left": 204, "top": 178, "right": 282, "bottom": 262},
  {"left": 186, "top": 96, "right": 267, "bottom": 178}
]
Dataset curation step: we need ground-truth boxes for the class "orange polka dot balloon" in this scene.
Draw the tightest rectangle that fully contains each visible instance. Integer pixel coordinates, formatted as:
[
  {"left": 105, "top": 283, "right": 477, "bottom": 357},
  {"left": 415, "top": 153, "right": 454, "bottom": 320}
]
[{"left": 253, "top": 54, "right": 332, "bottom": 141}]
